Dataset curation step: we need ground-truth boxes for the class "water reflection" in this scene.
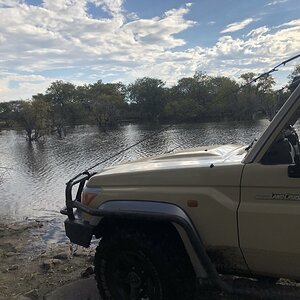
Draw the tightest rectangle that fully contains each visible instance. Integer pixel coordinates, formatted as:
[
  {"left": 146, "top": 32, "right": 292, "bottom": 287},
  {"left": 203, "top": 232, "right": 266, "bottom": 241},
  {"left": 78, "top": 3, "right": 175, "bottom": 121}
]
[{"left": 0, "top": 120, "right": 269, "bottom": 222}]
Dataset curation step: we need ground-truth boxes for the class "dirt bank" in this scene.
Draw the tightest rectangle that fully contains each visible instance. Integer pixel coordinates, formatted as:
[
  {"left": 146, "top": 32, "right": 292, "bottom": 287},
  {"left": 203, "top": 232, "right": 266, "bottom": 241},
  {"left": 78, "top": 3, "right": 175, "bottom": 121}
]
[
  {"left": 0, "top": 221, "right": 96, "bottom": 300},
  {"left": 1, "top": 220, "right": 299, "bottom": 300}
]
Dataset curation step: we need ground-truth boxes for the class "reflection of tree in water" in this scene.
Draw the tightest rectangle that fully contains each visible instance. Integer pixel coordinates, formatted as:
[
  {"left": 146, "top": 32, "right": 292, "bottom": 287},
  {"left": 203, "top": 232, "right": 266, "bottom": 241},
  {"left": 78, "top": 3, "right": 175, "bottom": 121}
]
[
  {"left": 13, "top": 140, "right": 49, "bottom": 179},
  {"left": 0, "top": 145, "right": 12, "bottom": 183},
  {"left": 102, "top": 124, "right": 169, "bottom": 162},
  {"left": 0, "top": 167, "right": 10, "bottom": 183},
  {"left": 138, "top": 125, "right": 170, "bottom": 157}
]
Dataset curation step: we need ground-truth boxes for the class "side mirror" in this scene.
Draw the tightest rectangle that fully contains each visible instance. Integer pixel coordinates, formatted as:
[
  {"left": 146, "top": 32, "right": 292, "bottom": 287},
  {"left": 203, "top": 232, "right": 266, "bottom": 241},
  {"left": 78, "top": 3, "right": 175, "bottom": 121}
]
[{"left": 288, "top": 164, "right": 300, "bottom": 178}]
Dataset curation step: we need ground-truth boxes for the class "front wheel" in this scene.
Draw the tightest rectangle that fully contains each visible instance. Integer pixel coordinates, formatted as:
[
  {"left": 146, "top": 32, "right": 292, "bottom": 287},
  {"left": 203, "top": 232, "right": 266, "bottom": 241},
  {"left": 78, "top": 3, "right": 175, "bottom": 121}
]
[{"left": 94, "top": 229, "right": 196, "bottom": 300}]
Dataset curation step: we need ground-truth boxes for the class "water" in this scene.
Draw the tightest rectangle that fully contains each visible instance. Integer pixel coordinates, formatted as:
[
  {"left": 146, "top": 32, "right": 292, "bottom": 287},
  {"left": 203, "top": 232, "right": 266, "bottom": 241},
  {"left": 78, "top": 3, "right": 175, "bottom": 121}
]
[{"left": 0, "top": 120, "right": 269, "bottom": 223}]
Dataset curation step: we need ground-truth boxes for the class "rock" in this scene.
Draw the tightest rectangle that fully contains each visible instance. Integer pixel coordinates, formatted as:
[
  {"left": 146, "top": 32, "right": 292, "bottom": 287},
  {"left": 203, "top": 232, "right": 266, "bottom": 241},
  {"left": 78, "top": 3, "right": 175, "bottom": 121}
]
[
  {"left": 8, "top": 264, "right": 19, "bottom": 271},
  {"left": 81, "top": 266, "right": 94, "bottom": 278},
  {"left": 24, "top": 289, "right": 39, "bottom": 299},
  {"left": 18, "top": 297, "right": 31, "bottom": 300},
  {"left": 42, "top": 259, "right": 53, "bottom": 271},
  {"left": 0, "top": 249, "right": 4, "bottom": 257},
  {"left": 0, "top": 227, "right": 5, "bottom": 238},
  {"left": 0, "top": 242, "right": 16, "bottom": 252},
  {"left": 6, "top": 251, "right": 17, "bottom": 257},
  {"left": 42, "top": 258, "right": 63, "bottom": 270},
  {"left": 44, "top": 278, "right": 100, "bottom": 300},
  {"left": 87, "top": 255, "right": 94, "bottom": 263},
  {"left": 53, "top": 252, "right": 69, "bottom": 260},
  {"left": 36, "top": 221, "right": 43, "bottom": 228},
  {"left": 52, "top": 259, "right": 63, "bottom": 265},
  {"left": 73, "top": 251, "right": 86, "bottom": 257}
]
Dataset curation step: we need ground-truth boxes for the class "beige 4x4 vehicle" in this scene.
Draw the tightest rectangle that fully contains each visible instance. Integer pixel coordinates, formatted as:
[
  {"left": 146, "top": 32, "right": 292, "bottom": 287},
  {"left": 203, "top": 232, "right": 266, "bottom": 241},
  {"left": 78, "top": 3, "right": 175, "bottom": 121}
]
[{"left": 62, "top": 83, "right": 300, "bottom": 299}]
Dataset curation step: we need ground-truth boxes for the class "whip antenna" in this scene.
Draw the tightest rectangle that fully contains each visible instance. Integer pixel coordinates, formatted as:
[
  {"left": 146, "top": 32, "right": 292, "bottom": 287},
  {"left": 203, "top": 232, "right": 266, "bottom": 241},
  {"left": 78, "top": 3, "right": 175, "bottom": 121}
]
[{"left": 73, "top": 52, "right": 300, "bottom": 179}]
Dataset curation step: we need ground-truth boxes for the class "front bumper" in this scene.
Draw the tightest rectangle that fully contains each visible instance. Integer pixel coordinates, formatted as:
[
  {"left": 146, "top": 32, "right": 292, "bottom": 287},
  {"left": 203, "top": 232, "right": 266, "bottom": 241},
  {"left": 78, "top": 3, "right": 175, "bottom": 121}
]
[
  {"left": 64, "top": 218, "right": 94, "bottom": 247},
  {"left": 61, "top": 171, "right": 97, "bottom": 248}
]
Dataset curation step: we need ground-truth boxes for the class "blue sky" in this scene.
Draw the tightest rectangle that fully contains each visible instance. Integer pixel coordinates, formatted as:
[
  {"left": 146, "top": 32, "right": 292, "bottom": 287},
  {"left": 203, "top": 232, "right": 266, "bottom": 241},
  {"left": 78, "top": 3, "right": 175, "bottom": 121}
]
[{"left": 0, "top": 0, "right": 299, "bottom": 101}]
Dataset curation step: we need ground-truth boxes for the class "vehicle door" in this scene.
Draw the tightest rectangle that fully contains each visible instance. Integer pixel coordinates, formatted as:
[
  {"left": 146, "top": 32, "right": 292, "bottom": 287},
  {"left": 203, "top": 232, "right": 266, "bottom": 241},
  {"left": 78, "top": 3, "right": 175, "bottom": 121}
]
[{"left": 239, "top": 86, "right": 300, "bottom": 279}]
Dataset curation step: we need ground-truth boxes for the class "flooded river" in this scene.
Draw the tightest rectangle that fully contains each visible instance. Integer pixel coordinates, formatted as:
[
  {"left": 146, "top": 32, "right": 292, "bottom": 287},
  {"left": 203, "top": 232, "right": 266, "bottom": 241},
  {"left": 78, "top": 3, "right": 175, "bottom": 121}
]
[{"left": 0, "top": 120, "right": 269, "bottom": 224}]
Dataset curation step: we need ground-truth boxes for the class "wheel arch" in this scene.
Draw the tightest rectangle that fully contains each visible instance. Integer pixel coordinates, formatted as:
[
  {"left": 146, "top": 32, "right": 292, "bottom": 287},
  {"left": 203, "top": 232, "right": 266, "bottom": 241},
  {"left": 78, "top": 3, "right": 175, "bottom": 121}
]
[{"left": 91, "top": 200, "right": 223, "bottom": 287}]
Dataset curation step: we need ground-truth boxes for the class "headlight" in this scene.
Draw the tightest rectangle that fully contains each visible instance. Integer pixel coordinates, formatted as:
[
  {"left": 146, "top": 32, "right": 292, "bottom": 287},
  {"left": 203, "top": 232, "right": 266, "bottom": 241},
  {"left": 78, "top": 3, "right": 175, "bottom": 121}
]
[{"left": 81, "top": 187, "right": 101, "bottom": 206}]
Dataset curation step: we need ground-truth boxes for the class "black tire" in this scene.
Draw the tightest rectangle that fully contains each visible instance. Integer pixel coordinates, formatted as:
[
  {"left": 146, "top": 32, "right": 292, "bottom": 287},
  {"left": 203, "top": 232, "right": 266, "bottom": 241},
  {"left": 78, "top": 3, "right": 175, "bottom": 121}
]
[{"left": 94, "top": 228, "right": 196, "bottom": 300}]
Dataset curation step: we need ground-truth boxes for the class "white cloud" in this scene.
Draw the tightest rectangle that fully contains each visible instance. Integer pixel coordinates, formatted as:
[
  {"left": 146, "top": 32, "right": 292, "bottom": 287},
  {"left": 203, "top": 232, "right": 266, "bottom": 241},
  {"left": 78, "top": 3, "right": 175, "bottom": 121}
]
[
  {"left": 276, "top": 19, "right": 300, "bottom": 28},
  {"left": 26, "top": 48, "right": 67, "bottom": 55},
  {"left": 266, "top": 0, "right": 288, "bottom": 6},
  {"left": 123, "top": 5, "right": 196, "bottom": 49},
  {"left": 0, "top": 73, "right": 53, "bottom": 101},
  {"left": 127, "top": 12, "right": 139, "bottom": 21},
  {"left": 199, "top": 20, "right": 300, "bottom": 80},
  {"left": 91, "top": 0, "right": 123, "bottom": 16},
  {"left": 42, "top": 0, "right": 88, "bottom": 18},
  {"left": 0, "top": 72, "right": 88, "bottom": 101},
  {"left": 0, "top": 0, "right": 23, "bottom": 7},
  {"left": 247, "top": 26, "right": 269, "bottom": 37},
  {"left": 0, "top": 82, "right": 9, "bottom": 95},
  {"left": 0, "top": 1, "right": 197, "bottom": 100},
  {"left": 0, "top": 33, "right": 5, "bottom": 43},
  {"left": 221, "top": 18, "right": 254, "bottom": 33},
  {"left": 0, "top": 0, "right": 299, "bottom": 101}
]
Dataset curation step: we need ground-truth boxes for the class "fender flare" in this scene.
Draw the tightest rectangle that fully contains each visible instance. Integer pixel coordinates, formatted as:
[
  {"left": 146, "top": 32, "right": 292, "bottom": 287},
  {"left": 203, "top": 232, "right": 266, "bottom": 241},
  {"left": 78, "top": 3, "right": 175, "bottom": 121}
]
[
  {"left": 97, "top": 200, "right": 210, "bottom": 277},
  {"left": 72, "top": 199, "right": 230, "bottom": 291}
]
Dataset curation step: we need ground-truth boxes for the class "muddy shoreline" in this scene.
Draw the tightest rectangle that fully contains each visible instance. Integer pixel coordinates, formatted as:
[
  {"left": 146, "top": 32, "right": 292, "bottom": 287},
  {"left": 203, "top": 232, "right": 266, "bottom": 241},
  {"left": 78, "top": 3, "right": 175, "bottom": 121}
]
[
  {"left": 1, "top": 220, "right": 300, "bottom": 300},
  {"left": 0, "top": 220, "right": 96, "bottom": 300}
]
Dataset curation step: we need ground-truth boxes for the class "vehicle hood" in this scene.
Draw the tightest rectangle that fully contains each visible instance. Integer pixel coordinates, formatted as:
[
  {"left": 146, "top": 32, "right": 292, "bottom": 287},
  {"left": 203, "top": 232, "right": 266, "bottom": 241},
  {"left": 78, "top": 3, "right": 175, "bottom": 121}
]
[{"left": 87, "top": 144, "right": 247, "bottom": 187}]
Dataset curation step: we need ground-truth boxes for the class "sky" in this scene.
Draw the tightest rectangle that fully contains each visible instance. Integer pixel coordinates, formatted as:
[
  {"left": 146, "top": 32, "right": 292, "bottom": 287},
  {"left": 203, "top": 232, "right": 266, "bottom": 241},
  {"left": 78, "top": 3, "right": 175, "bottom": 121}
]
[{"left": 0, "top": 0, "right": 300, "bottom": 101}]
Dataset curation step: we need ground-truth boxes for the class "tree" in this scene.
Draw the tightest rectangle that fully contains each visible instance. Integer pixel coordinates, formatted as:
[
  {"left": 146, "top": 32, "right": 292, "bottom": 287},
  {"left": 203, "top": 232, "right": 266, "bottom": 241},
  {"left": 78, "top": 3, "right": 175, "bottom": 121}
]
[
  {"left": 207, "top": 76, "right": 239, "bottom": 120},
  {"left": 238, "top": 73, "right": 276, "bottom": 120},
  {"left": 91, "top": 94, "right": 122, "bottom": 130},
  {"left": 127, "top": 77, "right": 166, "bottom": 122},
  {"left": 164, "top": 73, "right": 210, "bottom": 122},
  {"left": 0, "top": 102, "right": 15, "bottom": 128},
  {"left": 0, "top": 71, "right": 286, "bottom": 128},
  {"left": 164, "top": 98, "right": 201, "bottom": 122},
  {"left": 288, "top": 65, "right": 300, "bottom": 92},
  {"left": 18, "top": 98, "right": 50, "bottom": 142},
  {"left": 45, "top": 81, "right": 77, "bottom": 137},
  {"left": 86, "top": 81, "right": 126, "bottom": 130},
  {"left": 174, "top": 72, "right": 211, "bottom": 119},
  {"left": 75, "top": 85, "right": 91, "bottom": 120},
  {"left": 256, "top": 74, "right": 276, "bottom": 119},
  {"left": 0, "top": 101, "right": 24, "bottom": 128}
]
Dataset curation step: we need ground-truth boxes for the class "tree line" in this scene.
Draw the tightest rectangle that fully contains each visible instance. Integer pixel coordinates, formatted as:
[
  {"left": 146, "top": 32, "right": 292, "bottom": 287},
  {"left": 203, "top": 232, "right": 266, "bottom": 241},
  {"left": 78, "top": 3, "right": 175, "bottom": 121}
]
[{"left": 0, "top": 66, "right": 299, "bottom": 142}]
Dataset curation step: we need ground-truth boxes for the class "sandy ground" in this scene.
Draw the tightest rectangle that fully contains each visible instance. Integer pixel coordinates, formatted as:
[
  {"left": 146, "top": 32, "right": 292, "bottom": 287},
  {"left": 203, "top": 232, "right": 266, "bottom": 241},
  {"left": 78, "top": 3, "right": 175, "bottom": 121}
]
[
  {"left": 1, "top": 220, "right": 300, "bottom": 300},
  {"left": 0, "top": 220, "right": 238, "bottom": 300},
  {"left": 0, "top": 221, "right": 96, "bottom": 300}
]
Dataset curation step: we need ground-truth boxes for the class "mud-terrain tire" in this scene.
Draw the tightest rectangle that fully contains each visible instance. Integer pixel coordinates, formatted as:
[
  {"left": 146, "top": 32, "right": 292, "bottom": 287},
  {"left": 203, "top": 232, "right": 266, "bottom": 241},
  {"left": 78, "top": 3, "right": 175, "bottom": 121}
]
[{"left": 94, "top": 228, "right": 196, "bottom": 300}]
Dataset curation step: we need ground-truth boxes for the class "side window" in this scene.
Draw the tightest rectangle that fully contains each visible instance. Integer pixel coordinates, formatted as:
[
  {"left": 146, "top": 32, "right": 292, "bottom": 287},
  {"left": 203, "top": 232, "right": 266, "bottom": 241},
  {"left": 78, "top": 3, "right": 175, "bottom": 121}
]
[
  {"left": 261, "top": 137, "right": 295, "bottom": 165},
  {"left": 261, "top": 125, "right": 300, "bottom": 165}
]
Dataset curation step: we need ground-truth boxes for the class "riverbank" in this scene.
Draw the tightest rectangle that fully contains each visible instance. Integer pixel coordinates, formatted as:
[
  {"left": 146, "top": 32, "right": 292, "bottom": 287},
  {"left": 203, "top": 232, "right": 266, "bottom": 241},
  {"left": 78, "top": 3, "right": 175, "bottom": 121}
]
[
  {"left": 0, "top": 220, "right": 237, "bottom": 300},
  {"left": 2, "top": 220, "right": 300, "bottom": 300},
  {"left": 0, "top": 221, "right": 96, "bottom": 300}
]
